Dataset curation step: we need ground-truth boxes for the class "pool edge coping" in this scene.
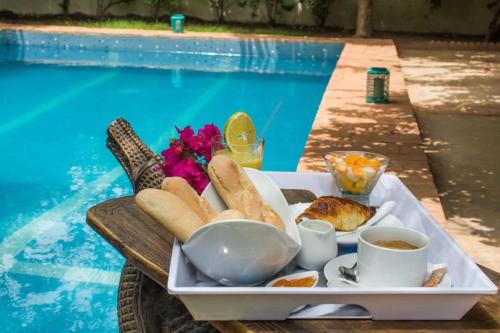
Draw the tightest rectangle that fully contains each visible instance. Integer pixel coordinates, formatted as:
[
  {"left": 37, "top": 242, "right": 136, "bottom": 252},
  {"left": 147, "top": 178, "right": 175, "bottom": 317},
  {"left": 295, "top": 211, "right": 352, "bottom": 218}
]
[{"left": 0, "top": 22, "right": 393, "bottom": 45}]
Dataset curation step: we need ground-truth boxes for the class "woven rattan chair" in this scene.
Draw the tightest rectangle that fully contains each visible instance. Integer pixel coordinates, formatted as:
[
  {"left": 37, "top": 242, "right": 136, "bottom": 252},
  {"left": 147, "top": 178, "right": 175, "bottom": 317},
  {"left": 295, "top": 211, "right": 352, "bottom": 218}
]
[{"left": 106, "top": 118, "right": 216, "bottom": 333}]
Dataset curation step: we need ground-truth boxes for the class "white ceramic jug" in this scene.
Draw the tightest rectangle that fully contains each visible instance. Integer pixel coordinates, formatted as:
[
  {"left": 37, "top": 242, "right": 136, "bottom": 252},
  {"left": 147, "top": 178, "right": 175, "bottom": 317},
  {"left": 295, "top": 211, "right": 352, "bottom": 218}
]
[{"left": 296, "top": 220, "right": 338, "bottom": 270}]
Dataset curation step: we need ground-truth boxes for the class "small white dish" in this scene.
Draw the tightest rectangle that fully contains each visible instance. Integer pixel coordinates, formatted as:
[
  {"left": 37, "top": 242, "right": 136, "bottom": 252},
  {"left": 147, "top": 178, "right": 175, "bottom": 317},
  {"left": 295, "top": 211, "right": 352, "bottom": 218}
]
[
  {"left": 324, "top": 253, "right": 452, "bottom": 288},
  {"left": 290, "top": 202, "right": 402, "bottom": 246},
  {"left": 181, "top": 168, "right": 301, "bottom": 286},
  {"left": 266, "top": 271, "right": 319, "bottom": 288},
  {"left": 266, "top": 271, "right": 319, "bottom": 313}
]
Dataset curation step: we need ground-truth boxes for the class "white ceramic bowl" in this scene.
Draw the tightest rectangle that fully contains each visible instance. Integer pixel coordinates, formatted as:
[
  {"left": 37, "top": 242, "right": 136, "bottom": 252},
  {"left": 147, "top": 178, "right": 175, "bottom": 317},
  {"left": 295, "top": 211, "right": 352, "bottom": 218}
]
[{"left": 181, "top": 168, "right": 301, "bottom": 286}]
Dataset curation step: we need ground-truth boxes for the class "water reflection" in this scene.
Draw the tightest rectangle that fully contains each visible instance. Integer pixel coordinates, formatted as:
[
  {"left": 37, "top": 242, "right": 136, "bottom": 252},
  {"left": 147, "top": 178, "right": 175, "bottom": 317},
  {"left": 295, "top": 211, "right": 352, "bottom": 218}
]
[
  {"left": 1, "top": 272, "right": 118, "bottom": 332},
  {"left": 0, "top": 168, "right": 128, "bottom": 332}
]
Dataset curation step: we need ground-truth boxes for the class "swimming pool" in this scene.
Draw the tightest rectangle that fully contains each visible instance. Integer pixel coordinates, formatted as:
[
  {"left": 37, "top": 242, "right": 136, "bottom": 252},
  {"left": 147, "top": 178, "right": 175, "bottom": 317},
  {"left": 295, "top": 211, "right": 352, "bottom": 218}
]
[{"left": 0, "top": 30, "right": 343, "bottom": 332}]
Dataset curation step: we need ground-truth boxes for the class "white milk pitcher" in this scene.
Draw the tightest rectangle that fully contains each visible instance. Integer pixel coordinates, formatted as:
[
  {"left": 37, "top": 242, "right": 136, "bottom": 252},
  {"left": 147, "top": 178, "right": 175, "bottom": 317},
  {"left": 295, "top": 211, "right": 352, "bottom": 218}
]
[{"left": 297, "top": 220, "right": 338, "bottom": 270}]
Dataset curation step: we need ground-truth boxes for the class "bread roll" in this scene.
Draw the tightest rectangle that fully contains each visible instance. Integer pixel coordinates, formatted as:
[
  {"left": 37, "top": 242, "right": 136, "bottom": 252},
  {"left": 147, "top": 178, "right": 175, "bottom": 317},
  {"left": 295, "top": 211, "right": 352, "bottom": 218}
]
[
  {"left": 207, "top": 155, "right": 285, "bottom": 231},
  {"left": 210, "top": 209, "right": 246, "bottom": 223},
  {"left": 135, "top": 189, "right": 204, "bottom": 243},
  {"left": 161, "top": 177, "right": 218, "bottom": 223}
]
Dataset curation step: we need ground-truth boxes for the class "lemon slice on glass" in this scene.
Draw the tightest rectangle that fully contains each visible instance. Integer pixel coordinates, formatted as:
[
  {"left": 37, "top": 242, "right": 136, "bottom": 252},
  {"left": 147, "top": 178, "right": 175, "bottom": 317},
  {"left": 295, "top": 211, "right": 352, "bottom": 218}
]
[{"left": 223, "top": 112, "right": 256, "bottom": 152}]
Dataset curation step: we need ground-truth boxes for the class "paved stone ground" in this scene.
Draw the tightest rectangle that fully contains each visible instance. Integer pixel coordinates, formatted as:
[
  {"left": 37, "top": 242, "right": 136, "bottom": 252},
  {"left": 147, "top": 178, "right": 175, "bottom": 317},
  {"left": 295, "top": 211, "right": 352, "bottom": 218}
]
[{"left": 398, "top": 45, "right": 500, "bottom": 271}]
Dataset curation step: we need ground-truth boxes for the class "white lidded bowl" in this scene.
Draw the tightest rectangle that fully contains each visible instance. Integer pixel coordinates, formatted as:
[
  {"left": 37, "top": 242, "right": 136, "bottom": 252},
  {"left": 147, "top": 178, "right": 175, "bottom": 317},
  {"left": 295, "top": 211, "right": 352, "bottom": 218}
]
[{"left": 181, "top": 168, "right": 301, "bottom": 286}]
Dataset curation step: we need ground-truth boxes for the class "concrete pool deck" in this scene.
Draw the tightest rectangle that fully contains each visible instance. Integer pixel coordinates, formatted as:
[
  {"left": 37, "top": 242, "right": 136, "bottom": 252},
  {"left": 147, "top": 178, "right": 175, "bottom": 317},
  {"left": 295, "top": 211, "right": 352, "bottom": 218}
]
[
  {"left": 0, "top": 24, "right": 446, "bottom": 241},
  {"left": 398, "top": 45, "right": 500, "bottom": 272}
]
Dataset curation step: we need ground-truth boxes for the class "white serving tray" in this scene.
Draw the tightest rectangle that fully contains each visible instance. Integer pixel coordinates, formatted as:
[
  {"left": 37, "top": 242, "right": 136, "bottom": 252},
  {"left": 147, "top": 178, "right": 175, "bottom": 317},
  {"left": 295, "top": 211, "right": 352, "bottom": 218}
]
[{"left": 168, "top": 172, "right": 497, "bottom": 321}]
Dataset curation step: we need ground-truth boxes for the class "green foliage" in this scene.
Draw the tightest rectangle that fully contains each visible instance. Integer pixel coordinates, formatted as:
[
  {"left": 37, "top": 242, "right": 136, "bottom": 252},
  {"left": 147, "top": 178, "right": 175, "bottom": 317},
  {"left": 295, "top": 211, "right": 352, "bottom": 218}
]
[
  {"left": 78, "top": 19, "right": 169, "bottom": 30},
  {"left": 143, "top": 0, "right": 181, "bottom": 21},
  {"left": 246, "top": 0, "right": 261, "bottom": 19},
  {"left": 143, "top": 0, "right": 181, "bottom": 13},
  {"left": 97, "top": 0, "right": 133, "bottom": 16},
  {"left": 209, "top": 0, "right": 250, "bottom": 23},
  {"left": 265, "top": 0, "right": 298, "bottom": 26},
  {"left": 22, "top": 18, "right": 337, "bottom": 37},
  {"left": 59, "top": 0, "right": 70, "bottom": 15},
  {"left": 307, "top": 0, "right": 333, "bottom": 27},
  {"left": 247, "top": 0, "right": 296, "bottom": 26},
  {"left": 208, "top": 0, "right": 297, "bottom": 25}
]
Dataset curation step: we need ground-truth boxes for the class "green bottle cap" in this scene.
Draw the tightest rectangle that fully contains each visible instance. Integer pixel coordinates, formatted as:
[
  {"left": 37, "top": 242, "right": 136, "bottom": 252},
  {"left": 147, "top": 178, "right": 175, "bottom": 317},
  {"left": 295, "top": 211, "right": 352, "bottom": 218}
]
[{"left": 368, "top": 67, "right": 390, "bottom": 75}]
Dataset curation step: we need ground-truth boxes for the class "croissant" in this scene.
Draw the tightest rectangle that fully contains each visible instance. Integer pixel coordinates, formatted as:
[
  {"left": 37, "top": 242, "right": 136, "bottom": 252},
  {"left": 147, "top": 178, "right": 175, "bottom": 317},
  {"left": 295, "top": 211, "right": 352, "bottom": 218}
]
[{"left": 295, "top": 196, "right": 374, "bottom": 231}]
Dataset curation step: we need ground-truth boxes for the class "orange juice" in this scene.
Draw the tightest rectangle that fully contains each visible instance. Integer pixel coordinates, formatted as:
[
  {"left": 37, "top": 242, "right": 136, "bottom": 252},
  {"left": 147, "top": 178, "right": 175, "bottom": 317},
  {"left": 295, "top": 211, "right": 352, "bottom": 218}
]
[{"left": 214, "top": 149, "right": 263, "bottom": 169}]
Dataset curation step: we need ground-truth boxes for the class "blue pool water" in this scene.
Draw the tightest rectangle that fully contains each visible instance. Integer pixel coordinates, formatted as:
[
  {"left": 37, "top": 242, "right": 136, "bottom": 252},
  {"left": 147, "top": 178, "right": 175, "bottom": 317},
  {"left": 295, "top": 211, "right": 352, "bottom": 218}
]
[{"left": 0, "top": 31, "right": 342, "bottom": 332}]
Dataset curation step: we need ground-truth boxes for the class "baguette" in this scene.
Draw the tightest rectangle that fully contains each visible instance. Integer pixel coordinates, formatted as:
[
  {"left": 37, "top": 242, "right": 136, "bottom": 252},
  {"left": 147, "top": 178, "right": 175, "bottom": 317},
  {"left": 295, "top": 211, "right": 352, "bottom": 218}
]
[
  {"left": 207, "top": 155, "right": 285, "bottom": 231},
  {"left": 135, "top": 189, "right": 204, "bottom": 243},
  {"left": 161, "top": 177, "right": 218, "bottom": 223},
  {"left": 210, "top": 209, "right": 246, "bottom": 223}
]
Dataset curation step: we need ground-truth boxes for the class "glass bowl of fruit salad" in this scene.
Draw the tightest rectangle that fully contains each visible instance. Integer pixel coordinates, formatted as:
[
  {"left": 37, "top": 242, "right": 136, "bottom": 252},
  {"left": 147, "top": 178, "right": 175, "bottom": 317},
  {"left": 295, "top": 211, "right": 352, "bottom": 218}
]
[{"left": 324, "top": 151, "right": 390, "bottom": 196}]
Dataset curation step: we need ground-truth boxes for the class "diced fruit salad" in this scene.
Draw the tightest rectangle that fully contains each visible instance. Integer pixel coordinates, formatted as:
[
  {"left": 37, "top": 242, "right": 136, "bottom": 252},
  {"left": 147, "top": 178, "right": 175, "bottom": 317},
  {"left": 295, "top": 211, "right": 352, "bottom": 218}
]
[{"left": 326, "top": 154, "right": 382, "bottom": 194}]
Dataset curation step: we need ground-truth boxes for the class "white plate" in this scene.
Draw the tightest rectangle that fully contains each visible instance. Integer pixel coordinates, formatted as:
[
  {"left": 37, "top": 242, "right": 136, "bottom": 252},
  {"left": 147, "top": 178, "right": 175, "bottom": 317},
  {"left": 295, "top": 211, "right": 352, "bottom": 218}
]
[
  {"left": 290, "top": 202, "right": 402, "bottom": 245},
  {"left": 324, "top": 253, "right": 452, "bottom": 288}
]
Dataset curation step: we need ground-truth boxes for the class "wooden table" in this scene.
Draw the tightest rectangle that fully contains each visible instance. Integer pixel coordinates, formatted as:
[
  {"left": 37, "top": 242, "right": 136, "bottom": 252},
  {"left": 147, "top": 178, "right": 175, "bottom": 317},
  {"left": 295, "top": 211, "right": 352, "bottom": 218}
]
[{"left": 87, "top": 190, "right": 500, "bottom": 333}]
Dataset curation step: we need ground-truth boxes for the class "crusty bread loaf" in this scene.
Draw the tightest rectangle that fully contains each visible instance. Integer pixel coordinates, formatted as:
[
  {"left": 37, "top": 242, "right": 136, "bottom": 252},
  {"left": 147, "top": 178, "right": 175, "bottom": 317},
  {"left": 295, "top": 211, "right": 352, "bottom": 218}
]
[
  {"left": 210, "top": 209, "right": 246, "bottom": 223},
  {"left": 207, "top": 155, "right": 285, "bottom": 231},
  {"left": 135, "top": 189, "right": 204, "bottom": 243},
  {"left": 161, "top": 177, "right": 218, "bottom": 223}
]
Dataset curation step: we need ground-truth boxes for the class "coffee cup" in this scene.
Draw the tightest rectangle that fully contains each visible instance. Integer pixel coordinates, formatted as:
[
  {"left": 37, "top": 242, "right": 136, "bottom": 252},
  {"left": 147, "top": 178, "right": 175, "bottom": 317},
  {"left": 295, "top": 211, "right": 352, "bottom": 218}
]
[
  {"left": 297, "top": 220, "right": 338, "bottom": 270},
  {"left": 357, "top": 226, "right": 429, "bottom": 287}
]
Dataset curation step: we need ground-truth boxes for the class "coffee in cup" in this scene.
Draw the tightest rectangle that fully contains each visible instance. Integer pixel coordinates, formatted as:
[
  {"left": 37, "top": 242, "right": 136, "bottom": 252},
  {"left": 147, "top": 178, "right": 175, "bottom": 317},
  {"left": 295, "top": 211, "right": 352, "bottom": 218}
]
[
  {"left": 357, "top": 226, "right": 430, "bottom": 287},
  {"left": 373, "top": 240, "right": 418, "bottom": 250}
]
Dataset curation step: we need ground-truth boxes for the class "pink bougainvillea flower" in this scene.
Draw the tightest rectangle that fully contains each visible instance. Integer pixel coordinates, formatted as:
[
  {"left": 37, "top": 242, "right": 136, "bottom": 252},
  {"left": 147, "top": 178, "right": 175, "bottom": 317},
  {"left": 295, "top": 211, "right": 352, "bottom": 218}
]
[
  {"left": 176, "top": 126, "right": 204, "bottom": 153},
  {"left": 198, "top": 124, "right": 220, "bottom": 141},
  {"left": 192, "top": 173, "right": 210, "bottom": 194},
  {"left": 176, "top": 126, "right": 194, "bottom": 143},
  {"left": 196, "top": 124, "right": 221, "bottom": 161},
  {"left": 169, "top": 158, "right": 209, "bottom": 194},
  {"left": 160, "top": 141, "right": 184, "bottom": 175},
  {"left": 160, "top": 123, "right": 221, "bottom": 194}
]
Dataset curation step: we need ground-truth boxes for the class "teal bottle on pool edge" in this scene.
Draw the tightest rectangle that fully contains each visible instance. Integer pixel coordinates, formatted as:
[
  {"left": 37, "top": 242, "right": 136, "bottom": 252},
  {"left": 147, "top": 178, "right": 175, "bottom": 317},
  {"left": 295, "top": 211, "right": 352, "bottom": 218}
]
[{"left": 366, "top": 67, "right": 390, "bottom": 103}]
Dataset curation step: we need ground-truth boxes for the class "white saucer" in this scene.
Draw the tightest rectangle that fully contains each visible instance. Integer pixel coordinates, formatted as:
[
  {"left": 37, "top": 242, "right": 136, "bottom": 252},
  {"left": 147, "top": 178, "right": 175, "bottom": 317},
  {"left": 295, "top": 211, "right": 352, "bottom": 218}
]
[
  {"left": 324, "top": 253, "right": 452, "bottom": 288},
  {"left": 290, "top": 202, "right": 403, "bottom": 246}
]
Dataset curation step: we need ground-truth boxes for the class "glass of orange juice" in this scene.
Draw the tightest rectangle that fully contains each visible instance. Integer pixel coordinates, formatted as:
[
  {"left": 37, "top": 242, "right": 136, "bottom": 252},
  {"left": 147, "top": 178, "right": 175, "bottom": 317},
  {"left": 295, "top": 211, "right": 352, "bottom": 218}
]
[{"left": 211, "top": 135, "right": 264, "bottom": 169}]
